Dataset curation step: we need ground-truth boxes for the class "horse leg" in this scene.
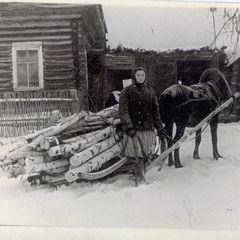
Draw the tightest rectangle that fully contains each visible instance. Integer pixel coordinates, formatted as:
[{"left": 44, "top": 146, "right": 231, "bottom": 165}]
[
  {"left": 165, "top": 121, "right": 174, "bottom": 167},
  {"left": 210, "top": 115, "right": 223, "bottom": 160},
  {"left": 193, "top": 129, "right": 202, "bottom": 159},
  {"left": 173, "top": 124, "right": 185, "bottom": 168}
]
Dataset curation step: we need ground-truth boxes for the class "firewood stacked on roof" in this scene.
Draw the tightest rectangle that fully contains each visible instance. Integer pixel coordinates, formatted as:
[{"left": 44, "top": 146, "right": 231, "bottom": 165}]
[{"left": 0, "top": 105, "right": 126, "bottom": 186}]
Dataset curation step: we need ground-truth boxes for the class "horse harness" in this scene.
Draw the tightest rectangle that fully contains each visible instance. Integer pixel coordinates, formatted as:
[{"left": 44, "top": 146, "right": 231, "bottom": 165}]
[{"left": 177, "top": 82, "right": 222, "bottom": 110}]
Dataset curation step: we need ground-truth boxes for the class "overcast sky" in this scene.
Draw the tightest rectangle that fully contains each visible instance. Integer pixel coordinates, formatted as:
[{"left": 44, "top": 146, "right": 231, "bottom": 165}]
[{"left": 102, "top": 4, "right": 234, "bottom": 50}]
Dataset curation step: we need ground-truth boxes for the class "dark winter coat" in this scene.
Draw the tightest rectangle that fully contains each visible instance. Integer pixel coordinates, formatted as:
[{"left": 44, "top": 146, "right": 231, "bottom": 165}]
[{"left": 119, "top": 82, "right": 163, "bottom": 132}]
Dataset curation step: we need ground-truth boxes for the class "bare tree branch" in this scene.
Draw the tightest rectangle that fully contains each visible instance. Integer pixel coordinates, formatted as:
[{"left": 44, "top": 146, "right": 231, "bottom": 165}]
[{"left": 209, "top": 8, "right": 239, "bottom": 48}]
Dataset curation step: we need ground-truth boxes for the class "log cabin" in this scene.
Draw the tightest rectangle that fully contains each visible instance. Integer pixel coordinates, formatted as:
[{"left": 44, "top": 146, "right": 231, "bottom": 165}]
[
  {"left": 0, "top": 2, "right": 107, "bottom": 110},
  {"left": 0, "top": 2, "right": 107, "bottom": 137}
]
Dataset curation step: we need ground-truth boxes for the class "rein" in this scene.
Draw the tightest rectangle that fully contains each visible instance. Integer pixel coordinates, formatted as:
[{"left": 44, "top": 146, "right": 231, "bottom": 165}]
[{"left": 206, "top": 81, "right": 223, "bottom": 107}]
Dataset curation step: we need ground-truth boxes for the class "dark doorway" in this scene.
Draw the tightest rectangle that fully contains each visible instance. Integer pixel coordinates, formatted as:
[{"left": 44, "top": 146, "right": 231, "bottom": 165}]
[{"left": 107, "top": 69, "right": 132, "bottom": 92}]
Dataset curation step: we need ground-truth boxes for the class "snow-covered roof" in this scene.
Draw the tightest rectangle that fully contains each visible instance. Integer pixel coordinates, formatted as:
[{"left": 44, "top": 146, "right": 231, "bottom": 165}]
[{"left": 154, "top": 45, "right": 206, "bottom": 52}]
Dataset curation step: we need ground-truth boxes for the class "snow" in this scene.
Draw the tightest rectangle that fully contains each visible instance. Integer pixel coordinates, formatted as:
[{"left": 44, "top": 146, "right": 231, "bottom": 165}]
[{"left": 0, "top": 123, "right": 240, "bottom": 230}]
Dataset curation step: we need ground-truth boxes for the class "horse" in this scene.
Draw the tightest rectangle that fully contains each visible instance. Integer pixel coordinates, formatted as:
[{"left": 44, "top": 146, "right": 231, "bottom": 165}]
[{"left": 158, "top": 68, "right": 233, "bottom": 168}]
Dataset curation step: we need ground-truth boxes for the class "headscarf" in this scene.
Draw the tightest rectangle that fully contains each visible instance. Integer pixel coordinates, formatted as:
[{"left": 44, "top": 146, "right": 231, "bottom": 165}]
[{"left": 131, "top": 66, "right": 147, "bottom": 87}]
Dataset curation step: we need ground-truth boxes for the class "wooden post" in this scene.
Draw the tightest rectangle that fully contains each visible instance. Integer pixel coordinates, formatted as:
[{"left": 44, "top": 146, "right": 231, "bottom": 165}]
[
  {"left": 69, "top": 89, "right": 79, "bottom": 113},
  {"left": 71, "top": 20, "right": 89, "bottom": 112}
]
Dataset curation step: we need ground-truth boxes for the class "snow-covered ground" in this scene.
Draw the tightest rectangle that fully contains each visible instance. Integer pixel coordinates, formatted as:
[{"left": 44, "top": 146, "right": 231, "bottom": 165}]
[{"left": 0, "top": 123, "right": 240, "bottom": 230}]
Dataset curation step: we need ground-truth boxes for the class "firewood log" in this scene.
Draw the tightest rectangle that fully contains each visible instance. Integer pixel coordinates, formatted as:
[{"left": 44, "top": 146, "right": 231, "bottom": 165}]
[
  {"left": 48, "top": 126, "right": 114, "bottom": 157},
  {"left": 30, "top": 111, "right": 87, "bottom": 147},
  {"left": 95, "top": 104, "right": 118, "bottom": 117},
  {"left": 65, "top": 143, "right": 122, "bottom": 183},
  {"left": 62, "top": 130, "right": 101, "bottom": 143},
  {"left": 83, "top": 118, "right": 120, "bottom": 127},
  {"left": 85, "top": 112, "right": 118, "bottom": 123},
  {"left": 62, "top": 125, "right": 104, "bottom": 136},
  {"left": 78, "top": 157, "right": 128, "bottom": 181},
  {"left": 70, "top": 136, "right": 118, "bottom": 167},
  {"left": 61, "top": 118, "right": 86, "bottom": 132},
  {"left": 45, "top": 166, "right": 68, "bottom": 175},
  {"left": 25, "top": 159, "right": 69, "bottom": 174},
  {"left": 84, "top": 117, "right": 114, "bottom": 124},
  {"left": 84, "top": 105, "right": 119, "bottom": 123},
  {"left": 39, "top": 136, "right": 60, "bottom": 150},
  {"left": 41, "top": 174, "right": 67, "bottom": 186},
  {"left": 25, "top": 156, "right": 46, "bottom": 165},
  {"left": 61, "top": 113, "right": 108, "bottom": 133},
  {"left": 23, "top": 113, "right": 80, "bottom": 141}
]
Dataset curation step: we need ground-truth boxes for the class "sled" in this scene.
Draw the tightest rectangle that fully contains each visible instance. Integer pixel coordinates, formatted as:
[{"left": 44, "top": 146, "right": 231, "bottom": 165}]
[
  {"left": 5, "top": 69, "right": 240, "bottom": 187},
  {"left": 68, "top": 91, "right": 240, "bottom": 183}
]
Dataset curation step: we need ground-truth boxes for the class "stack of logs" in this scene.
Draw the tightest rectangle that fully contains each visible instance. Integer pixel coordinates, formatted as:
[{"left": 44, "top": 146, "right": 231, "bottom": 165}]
[{"left": 0, "top": 105, "right": 127, "bottom": 186}]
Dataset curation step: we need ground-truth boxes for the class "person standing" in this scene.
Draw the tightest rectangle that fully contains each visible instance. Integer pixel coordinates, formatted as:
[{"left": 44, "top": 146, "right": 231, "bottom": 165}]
[{"left": 119, "top": 66, "right": 166, "bottom": 186}]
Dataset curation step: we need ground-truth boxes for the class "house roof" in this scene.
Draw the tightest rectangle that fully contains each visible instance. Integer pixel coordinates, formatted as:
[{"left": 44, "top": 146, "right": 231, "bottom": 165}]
[{"left": 0, "top": 3, "right": 108, "bottom": 33}]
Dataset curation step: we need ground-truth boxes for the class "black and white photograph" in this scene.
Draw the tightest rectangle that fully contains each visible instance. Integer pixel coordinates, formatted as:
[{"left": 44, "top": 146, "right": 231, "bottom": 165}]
[{"left": 0, "top": 0, "right": 240, "bottom": 238}]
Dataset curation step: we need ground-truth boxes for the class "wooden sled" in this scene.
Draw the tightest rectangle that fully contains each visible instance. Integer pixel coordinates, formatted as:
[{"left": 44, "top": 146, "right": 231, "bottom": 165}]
[
  {"left": 74, "top": 92, "right": 240, "bottom": 182},
  {"left": 31, "top": 91, "right": 239, "bottom": 187}
]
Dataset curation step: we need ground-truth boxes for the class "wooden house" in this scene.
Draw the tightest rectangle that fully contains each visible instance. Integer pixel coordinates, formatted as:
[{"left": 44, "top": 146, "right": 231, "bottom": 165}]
[
  {"left": 0, "top": 2, "right": 107, "bottom": 110},
  {"left": 0, "top": 2, "right": 107, "bottom": 137}
]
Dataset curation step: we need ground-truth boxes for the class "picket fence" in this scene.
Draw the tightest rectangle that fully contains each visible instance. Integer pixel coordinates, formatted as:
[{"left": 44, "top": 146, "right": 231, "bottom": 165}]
[{"left": 0, "top": 89, "right": 79, "bottom": 138}]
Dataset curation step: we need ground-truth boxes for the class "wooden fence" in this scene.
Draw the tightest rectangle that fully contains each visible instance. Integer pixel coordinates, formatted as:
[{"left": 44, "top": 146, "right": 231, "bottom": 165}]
[{"left": 0, "top": 89, "right": 79, "bottom": 138}]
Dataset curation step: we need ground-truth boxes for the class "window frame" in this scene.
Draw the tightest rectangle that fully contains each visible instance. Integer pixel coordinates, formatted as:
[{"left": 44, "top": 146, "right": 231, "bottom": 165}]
[{"left": 12, "top": 42, "right": 44, "bottom": 91}]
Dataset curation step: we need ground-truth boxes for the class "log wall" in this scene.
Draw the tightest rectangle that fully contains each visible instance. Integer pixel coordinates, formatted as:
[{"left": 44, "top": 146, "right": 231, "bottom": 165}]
[
  {"left": 0, "top": 15, "right": 78, "bottom": 91},
  {"left": 0, "top": 3, "right": 107, "bottom": 111}
]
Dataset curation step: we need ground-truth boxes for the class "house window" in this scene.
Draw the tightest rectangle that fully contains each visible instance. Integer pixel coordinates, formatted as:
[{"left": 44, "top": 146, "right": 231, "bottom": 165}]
[{"left": 12, "top": 42, "right": 43, "bottom": 90}]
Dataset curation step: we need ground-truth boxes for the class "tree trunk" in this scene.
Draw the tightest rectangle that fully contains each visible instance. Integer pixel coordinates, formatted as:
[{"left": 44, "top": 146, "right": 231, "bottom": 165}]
[
  {"left": 25, "top": 159, "right": 69, "bottom": 174},
  {"left": 48, "top": 126, "right": 113, "bottom": 157}
]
